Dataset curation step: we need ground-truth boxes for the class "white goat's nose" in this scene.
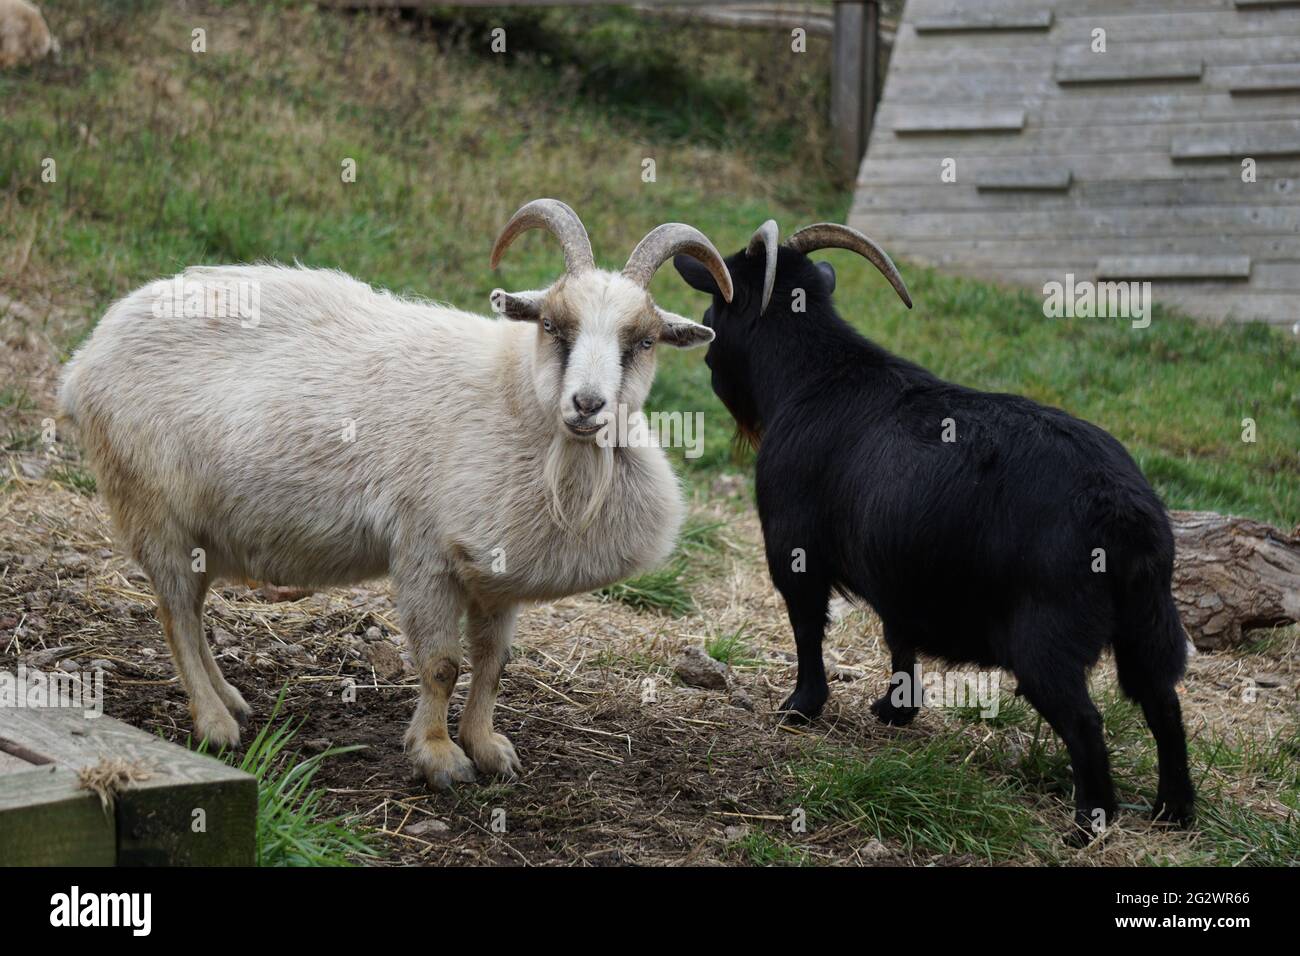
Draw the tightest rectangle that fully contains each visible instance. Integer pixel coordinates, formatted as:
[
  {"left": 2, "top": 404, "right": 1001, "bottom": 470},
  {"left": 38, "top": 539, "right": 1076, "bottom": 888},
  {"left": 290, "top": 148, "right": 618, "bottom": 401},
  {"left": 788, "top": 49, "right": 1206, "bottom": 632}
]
[{"left": 572, "top": 391, "right": 606, "bottom": 416}]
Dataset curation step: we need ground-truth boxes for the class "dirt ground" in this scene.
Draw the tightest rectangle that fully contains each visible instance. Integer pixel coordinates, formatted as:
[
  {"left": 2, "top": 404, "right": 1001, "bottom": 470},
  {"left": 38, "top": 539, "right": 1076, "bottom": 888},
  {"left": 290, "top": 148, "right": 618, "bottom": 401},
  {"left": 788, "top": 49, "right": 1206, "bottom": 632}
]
[{"left": 1, "top": 306, "right": 1296, "bottom": 866}]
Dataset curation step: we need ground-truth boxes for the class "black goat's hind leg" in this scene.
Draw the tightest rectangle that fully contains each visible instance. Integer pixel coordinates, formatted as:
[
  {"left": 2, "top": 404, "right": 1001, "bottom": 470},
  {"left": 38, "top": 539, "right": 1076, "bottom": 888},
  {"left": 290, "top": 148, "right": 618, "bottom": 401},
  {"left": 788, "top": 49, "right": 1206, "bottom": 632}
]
[
  {"left": 1019, "top": 671, "right": 1118, "bottom": 845},
  {"left": 1141, "top": 685, "right": 1195, "bottom": 827},
  {"left": 777, "top": 590, "right": 830, "bottom": 724},
  {"left": 871, "top": 637, "right": 920, "bottom": 727}
]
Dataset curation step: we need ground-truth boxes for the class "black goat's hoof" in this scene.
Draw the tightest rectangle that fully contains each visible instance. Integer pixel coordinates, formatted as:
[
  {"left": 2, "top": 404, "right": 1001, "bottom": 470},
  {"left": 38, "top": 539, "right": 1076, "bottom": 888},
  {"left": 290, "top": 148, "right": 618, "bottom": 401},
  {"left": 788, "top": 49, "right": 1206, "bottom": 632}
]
[
  {"left": 870, "top": 696, "right": 918, "bottom": 727},
  {"left": 1152, "top": 796, "right": 1195, "bottom": 829},
  {"left": 777, "top": 692, "right": 825, "bottom": 725},
  {"left": 1065, "top": 805, "right": 1118, "bottom": 846}
]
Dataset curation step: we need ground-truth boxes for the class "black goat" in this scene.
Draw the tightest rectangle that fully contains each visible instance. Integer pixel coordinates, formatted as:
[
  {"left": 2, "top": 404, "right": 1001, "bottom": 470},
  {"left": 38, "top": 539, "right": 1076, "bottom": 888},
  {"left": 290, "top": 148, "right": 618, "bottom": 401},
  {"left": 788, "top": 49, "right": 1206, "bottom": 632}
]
[{"left": 674, "top": 222, "right": 1194, "bottom": 840}]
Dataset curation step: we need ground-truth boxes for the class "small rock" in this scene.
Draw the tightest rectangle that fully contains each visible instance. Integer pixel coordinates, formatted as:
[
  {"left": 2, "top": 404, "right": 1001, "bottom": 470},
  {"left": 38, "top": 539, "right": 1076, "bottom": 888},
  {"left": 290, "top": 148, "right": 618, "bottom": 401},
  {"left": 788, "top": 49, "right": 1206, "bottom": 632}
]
[
  {"left": 861, "top": 838, "right": 890, "bottom": 861},
  {"left": 363, "top": 626, "right": 384, "bottom": 643},
  {"left": 674, "top": 645, "right": 729, "bottom": 691},
  {"left": 405, "top": 818, "right": 451, "bottom": 837},
  {"left": 87, "top": 659, "right": 116, "bottom": 671},
  {"left": 724, "top": 824, "right": 750, "bottom": 842},
  {"left": 212, "top": 627, "right": 238, "bottom": 647},
  {"left": 366, "top": 640, "right": 405, "bottom": 681},
  {"left": 729, "top": 685, "right": 755, "bottom": 711},
  {"left": 300, "top": 737, "right": 333, "bottom": 754},
  {"left": 23, "top": 646, "right": 69, "bottom": 668},
  {"left": 1253, "top": 673, "right": 1286, "bottom": 689},
  {"left": 19, "top": 458, "right": 49, "bottom": 480},
  {"left": 828, "top": 661, "right": 865, "bottom": 682},
  {"left": 57, "top": 659, "right": 80, "bottom": 672},
  {"left": 56, "top": 552, "right": 88, "bottom": 571}
]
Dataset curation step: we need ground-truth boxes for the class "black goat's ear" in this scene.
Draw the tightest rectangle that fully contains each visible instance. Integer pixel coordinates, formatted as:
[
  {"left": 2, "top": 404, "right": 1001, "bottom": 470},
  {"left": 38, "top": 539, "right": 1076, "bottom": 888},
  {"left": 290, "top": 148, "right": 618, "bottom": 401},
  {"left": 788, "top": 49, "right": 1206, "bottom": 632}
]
[
  {"left": 490, "top": 288, "right": 544, "bottom": 322},
  {"left": 673, "top": 253, "right": 722, "bottom": 297},
  {"left": 816, "top": 261, "right": 837, "bottom": 295}
]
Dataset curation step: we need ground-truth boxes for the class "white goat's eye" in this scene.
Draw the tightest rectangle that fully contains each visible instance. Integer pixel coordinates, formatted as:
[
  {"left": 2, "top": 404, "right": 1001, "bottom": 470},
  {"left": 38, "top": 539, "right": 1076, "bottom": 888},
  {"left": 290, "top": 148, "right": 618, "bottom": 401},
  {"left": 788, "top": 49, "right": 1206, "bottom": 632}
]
[
  {"left": 640, "top": 337, "right": 654, "bottom": 350},
  {"left": 542, "top": 318, "right": 555, "bottom": 334}
]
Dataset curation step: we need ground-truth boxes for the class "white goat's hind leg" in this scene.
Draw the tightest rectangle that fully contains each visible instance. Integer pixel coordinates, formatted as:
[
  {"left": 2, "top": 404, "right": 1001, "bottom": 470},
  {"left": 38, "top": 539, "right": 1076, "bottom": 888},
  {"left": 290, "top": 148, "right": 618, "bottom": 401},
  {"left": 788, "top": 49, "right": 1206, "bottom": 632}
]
[
  {"left": 459, "top": 603, "right": 521, "bottom": 778},
  {"left": 150, "top": 568, "right": 240, "bottom": 748},
  {"left": 191, "top": 585, "right": 252, "bottom": 726},
  {"left": 397, "top": 572, "right": 476, "bottom": 789}
]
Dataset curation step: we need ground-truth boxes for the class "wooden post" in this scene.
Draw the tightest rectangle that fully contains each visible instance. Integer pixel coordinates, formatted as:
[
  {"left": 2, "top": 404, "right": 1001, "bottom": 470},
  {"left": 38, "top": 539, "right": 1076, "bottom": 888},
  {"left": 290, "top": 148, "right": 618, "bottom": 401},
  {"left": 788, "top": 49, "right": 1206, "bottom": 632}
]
[{"left": 831, "top": 1, "right": 877, "bottom": 181}]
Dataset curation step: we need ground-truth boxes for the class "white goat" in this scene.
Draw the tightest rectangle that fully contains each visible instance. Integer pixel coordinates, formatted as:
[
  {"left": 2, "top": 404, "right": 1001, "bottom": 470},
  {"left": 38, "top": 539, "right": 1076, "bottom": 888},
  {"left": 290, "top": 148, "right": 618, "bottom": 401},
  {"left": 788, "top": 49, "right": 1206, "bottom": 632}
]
[
  {"left": 0, "top": 0, "right": 55, "bottom": 70},
  {"left": 59, "top": 199, "right": 733, "bottom": 788}
]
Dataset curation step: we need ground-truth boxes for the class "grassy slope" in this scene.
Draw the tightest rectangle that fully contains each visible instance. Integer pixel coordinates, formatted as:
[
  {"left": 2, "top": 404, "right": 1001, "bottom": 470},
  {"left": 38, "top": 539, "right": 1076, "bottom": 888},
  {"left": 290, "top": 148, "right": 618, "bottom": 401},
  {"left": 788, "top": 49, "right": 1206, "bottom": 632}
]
[
  {"left": 4, "top": 2, "right": 1295, "bottom": 524},
  {"left": 2, "top": 1, "right": 1297, "bottom": 866}
]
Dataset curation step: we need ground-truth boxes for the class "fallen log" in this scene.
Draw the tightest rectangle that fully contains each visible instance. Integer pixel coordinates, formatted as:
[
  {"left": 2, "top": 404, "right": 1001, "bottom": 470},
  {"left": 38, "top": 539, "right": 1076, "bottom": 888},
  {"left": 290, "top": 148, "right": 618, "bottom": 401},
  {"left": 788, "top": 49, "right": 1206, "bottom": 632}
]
[{"left": 1170, "top": 510, "right": 1300, "bottom": 651}]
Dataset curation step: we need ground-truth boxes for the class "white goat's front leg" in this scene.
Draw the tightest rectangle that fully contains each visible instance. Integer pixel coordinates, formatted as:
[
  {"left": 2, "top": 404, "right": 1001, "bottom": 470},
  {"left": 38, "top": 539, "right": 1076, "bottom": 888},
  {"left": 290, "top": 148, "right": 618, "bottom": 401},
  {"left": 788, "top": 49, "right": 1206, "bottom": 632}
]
[
  {"left": 396, "top": 570, "right": 476, "bottom": 790},
  {"left": 459, "top": 602, "right": 521, "bottom": 778}
]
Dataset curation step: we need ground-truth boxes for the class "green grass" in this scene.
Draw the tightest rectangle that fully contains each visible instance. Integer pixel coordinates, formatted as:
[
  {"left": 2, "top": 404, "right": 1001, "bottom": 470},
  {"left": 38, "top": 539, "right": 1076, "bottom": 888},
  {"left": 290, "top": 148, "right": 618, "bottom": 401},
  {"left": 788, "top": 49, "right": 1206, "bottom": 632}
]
[
  {"left": 730, "top": 830, "right": 811, "bottom": 866},
  {"left": 1190, "top": 793, "right": 1299, "bottom": 867},
  {"left": 791, "top": 734, "right": 1059, "bottom": 862},
  {"left": 596, "top": 557, "right": 693, "bottom": 616},
  {"left": 213, "top": 695, "right": 375, "bottom": 867},
  {"left": 48, "top": 464, "right": 96, "bottom": 495},
  {"left": 3, "top": 1, "right": 1295, "bottom": 527},
  {"left": 706, "top": 625, "right": 761, "bottom": 666}
]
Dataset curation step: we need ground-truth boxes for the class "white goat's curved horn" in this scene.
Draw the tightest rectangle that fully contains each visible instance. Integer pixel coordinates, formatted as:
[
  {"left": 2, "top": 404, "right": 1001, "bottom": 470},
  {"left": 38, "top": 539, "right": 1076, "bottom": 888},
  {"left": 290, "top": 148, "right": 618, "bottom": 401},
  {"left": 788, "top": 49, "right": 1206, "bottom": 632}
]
[
  {"left": 623, "top": 223, "right": 734, "bottom": 302},
  {"left": 747, "top": 219, "right": 779, "bottom": 315},
  {"left": 785, "top": 223, "right": 912, "bottom": 309},
  {"left": 490, "top": 198, "right": 596, "bottom": 275}
]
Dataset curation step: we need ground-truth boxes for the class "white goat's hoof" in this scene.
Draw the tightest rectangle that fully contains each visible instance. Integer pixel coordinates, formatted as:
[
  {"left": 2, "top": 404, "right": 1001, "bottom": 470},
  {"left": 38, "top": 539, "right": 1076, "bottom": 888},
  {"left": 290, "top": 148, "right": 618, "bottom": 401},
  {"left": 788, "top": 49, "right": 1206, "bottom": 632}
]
[
  {"left": 462, "top": 732, "right": 521, "bottom": 779},
  {"left": 411, "top": 738, "right": 477, "bottom": 790},
  {"left": 193, "top": 706, "right": 241, "bottom": 750},
  {"left": 217, "top": 684, "right": 253, "bottom": 727}
]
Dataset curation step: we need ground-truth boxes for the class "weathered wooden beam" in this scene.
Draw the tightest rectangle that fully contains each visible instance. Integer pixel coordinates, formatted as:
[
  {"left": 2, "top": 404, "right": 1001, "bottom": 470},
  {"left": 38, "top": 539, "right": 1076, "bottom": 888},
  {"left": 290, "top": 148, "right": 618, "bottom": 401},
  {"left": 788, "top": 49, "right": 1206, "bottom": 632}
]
[
  {"left": 1055, "top": 58, "right": 1203, "bottom": 85},
  {"left": 1172, "top": 133, "right": 1300, "bottom": 160},
  {"left": 0, "top": 709, "right": 256, "bottom": 865},
  {"left": 316, "top": 0, "right": 797, "bottom": 7},
  {"left": 1096, "top": 255, "right": 1252, "bottom": 280},
  {"left": 914, "top": 10, "right": 1053, "bottom": 34},
  {"left": 976, "top": 166, "right": 1072, "bottom": 191},
  {"left": 1220, "top": 64, "right": 1300, "bottom": 95},
  {"left": 0, "top": 766, "right": 117, "bottom": 865},
  {"left": 633, "top": 5, "right": 835, "bottom": 37},
  {"left": 831, "top": 1, "right": 873, "bottom": 179},
  {"left": 894, "top": 107, "right": 1026, "bottom": 134}
]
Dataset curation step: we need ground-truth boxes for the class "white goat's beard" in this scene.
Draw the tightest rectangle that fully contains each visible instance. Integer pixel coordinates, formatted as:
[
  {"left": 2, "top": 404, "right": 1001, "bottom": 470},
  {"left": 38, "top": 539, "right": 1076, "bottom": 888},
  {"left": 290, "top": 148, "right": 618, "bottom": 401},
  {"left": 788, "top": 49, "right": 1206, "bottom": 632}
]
[{"left": 544, "top": 432, "right": 615, "bottom": 533}]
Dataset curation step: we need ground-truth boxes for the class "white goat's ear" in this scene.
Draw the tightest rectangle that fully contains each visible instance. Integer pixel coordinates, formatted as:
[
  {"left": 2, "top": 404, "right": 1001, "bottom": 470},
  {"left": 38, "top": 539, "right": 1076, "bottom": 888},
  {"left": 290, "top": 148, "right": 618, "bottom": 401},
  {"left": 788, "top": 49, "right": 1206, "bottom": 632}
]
[
  {"left": 656, "top": 308, "right": 715, "bottom": 349},
  {"left": 490, "top": 288, "right": 545, "bottom": 322}
]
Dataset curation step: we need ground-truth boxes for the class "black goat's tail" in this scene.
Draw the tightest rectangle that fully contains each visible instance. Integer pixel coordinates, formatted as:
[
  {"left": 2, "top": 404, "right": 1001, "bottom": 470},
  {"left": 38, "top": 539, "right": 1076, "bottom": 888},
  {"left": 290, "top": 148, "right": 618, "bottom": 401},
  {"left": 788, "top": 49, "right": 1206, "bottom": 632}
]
[{"left": 1110, "top": 560, "right": 1188, "bottom": 702}]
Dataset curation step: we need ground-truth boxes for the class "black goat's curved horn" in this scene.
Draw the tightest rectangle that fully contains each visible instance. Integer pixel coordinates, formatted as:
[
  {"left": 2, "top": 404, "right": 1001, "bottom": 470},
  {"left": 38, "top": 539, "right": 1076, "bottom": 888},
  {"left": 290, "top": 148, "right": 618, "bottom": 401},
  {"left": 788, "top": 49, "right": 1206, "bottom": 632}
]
[
  {"left": 785, "top": 223, "right": 912, "bottom": 309},
  {"left": 747, "top": 219, "right": 779, "bottom": 315}
]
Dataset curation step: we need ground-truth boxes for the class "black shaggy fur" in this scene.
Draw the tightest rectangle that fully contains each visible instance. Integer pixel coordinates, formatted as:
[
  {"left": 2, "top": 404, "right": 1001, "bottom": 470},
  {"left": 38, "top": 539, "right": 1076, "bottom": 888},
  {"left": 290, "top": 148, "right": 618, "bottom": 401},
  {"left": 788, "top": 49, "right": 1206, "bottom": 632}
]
[{"left": 675, "top": 242, "right": 1195, "bottom": 840}]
